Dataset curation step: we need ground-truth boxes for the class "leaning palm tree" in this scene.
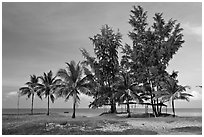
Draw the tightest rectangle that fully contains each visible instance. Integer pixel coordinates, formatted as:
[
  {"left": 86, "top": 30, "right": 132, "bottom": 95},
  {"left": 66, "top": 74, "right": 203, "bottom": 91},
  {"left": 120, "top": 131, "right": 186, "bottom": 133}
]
[
  {"left": 19, "top": 75, "right": 41, "bottom": 115},
  {"left": 37, "top": 71, "right": 61, "bottom": 115},
  {"left": 159, "top": 72, "right": 192, "bottom": 117},
  {"left": 56, "top": 60, "right": 94, "bottom": 118}
]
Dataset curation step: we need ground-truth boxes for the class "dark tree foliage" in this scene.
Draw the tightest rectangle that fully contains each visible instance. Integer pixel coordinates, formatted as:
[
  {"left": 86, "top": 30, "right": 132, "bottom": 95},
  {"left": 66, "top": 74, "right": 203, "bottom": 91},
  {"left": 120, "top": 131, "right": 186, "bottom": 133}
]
[
  {"left": 122, "top": 6, "right": 185, "bottom": 116},
  {"left": 81, "top": 25, "right": 122, "bottom": 113}
]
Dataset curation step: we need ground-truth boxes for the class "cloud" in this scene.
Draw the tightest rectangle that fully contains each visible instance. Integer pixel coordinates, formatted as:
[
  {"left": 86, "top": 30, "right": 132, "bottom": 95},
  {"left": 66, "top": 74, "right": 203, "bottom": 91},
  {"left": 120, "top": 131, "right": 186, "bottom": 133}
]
[
  {"left": 182, "top": 23, "right": 202, "bottom": 39},
  {"left": 189, "top": 90, "right": 202, "bottom": 100},
  {"left": 6, "top": 91, "right": 18, "bottom": 98}
]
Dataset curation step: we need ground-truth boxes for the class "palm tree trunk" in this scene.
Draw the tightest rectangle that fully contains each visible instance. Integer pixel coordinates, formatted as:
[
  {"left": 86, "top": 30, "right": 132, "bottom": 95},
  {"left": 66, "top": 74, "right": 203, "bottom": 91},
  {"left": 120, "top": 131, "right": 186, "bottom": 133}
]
[
  {"left": 172, "top": 99, "right": 175, "bottom": 117},
  {"left": 31, "top": 93, "right": 34, "bottom": 115},
  {"left": 47, "top": 95, "right": 50, "bottom": 115},
  {"left": 72, "top": 102, "right": 76, "bottom": 118}
]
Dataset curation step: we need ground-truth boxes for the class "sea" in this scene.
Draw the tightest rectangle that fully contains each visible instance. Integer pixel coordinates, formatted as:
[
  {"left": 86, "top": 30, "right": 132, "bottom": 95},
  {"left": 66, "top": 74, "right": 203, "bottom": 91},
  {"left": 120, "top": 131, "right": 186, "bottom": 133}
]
[{"left": 2, "top": 107, "right": 202, "bottom": 117}]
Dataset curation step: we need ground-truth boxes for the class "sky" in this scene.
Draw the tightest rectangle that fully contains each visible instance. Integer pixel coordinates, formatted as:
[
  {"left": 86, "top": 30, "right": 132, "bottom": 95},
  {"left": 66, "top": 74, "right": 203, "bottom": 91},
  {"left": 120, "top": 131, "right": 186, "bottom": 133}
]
[{"left": 2, "top": 2, "right": 202, "bottom": 109}]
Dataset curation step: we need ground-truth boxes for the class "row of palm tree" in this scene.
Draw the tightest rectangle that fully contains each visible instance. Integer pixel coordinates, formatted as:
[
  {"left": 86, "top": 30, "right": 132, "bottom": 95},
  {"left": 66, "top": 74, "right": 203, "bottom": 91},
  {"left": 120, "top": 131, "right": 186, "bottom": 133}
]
[{"left": 19, "top": 61, "right": 94, "bottom": 118}]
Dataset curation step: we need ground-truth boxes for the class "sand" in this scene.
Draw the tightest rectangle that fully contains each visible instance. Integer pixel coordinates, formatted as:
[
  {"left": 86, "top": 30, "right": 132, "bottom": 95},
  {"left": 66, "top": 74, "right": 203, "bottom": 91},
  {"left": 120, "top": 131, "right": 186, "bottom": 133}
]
[
  {"left": 2, "top": 112, "right": 202, "bottom": 135},
  {"left": 126, "top": 117, "right": 202, "bottom": 134}
]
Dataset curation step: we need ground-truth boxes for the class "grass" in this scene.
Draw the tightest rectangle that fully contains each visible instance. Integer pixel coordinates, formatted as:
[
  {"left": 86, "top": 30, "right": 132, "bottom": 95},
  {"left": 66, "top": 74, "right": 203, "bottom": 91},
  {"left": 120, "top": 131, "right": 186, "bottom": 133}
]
[
  {"left": 171, "top": 126, "right": 202, "bottom": 135},
  {"left": 2, "top": 114, "right": 157, "bottom": 135},
  {"left": 2, "top": 113, "right": 202, "bottom": 135},
  {"left": 3, "top": 123, "right": 157, "bottom": 135}
]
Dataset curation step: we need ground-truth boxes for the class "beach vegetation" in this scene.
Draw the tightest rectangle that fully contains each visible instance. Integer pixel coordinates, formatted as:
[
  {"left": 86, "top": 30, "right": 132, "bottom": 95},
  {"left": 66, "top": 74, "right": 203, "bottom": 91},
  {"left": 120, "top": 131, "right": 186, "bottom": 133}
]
[
  {"left": 120, "top": 5, "right": 188, "bottom": 117},
  {"left": 115, "top": 67, "right": 149, "bottom": 117},
  {"left": 18, "top": 5, "right": 193, "bottom": 118},
  {"left": 37, "top": 71, "right": 61, "bottom": 115},
  {"left": 56, "top": 61, "right": 95, "bottom": 118},
  {"left": 81, "top": 25, "right": 122, "bottom": 113},
  {"left": 157, "top": 71, "right": 193, "bottom": 117},
  {"left": 19, "top": 75, "right": 41, "bottom": 115}
]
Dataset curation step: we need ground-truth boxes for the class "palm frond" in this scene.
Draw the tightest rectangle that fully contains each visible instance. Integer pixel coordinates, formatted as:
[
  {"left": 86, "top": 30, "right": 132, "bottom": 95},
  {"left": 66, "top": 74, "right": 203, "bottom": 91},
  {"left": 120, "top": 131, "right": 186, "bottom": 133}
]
[
  {"left": 55, "top": 86, "right": 65, "bottom": 98},
  {"left": 25, "top": 82, "right": 33, "bottom": 86},
  {"left": 66, "top": 61, "right": 79, "bottom": 82},
  {"left": 39, "top": 76, "right": 46, "bottom": 84},
  {"left": 79, "top": 86, "right": 93, "bottom": 96},
  {"left": 180, "top": 92, "right": 193, "bottom": 97},
  {"left": 57, "top": 69, "right": 70, "bottom": 81},
  {"left": 65, "top": 89, "right": 74, "bottom": 102},
  {"left": 76, "top": 62, "right": 82, "bottom": 79},
  {"left": 52, "top": 79, "right": 62, "bottom": 85},
  {"left": 19, "top": 87, "right": 31, "bottom": 96},
  {"left": 36, "top": 91, "right": 42, "bottom": 100},
  {"left": 175, "top": 95, "right": 190, "bottom": 102},
  {"left": 76, "top": 94, "right": 80, "bottom": 104},
  {"left": 50, "top": 94, "right": 55, "bottom": 103},
  {"left": 47, "top": 70, "right": 53, "bottom": 84}
]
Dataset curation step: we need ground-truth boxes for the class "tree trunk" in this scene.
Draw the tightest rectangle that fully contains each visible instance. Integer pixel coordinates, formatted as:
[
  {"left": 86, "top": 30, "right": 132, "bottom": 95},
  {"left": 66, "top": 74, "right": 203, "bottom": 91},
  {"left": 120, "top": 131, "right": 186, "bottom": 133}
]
[
  {"left": 172, "top": 99, "right": 175, "bottom": 117},
  {"left": 150, "top": 94, "right": 157, "bottom": 117},
  {"left": 110, "top": 92, "right": 117, "bottom": 113},
  {"left": 31, "top": 93, "right": 34, "bottom": 115},
  {"left": 110, "top": 101, "right": 117, "bottom": 113},
  {"left": 156, "top": 99, "right": 159, "bottom": 114},
  {"left": 159, "top": 103, "right": 162, "bottom": 115},
  {"left": 72, "top": 102, "right": 76, "bottom": 118},
  {"left": 149, "top": 80, "right": 157, "bottom": 117},
  {"left": 127, "top": 100, "right": 131, "bottom": 118},
  {"left": 154, "top": 100, "right": 158, "bottom": 117},
  {"left": 47, "top": 95, "right": 50, "bottom": 116}
]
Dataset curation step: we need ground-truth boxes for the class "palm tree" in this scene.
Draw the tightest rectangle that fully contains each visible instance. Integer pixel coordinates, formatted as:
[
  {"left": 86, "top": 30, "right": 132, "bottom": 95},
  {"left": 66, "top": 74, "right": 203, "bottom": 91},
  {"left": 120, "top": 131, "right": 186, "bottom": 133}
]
[
  {"left": 115, "top": 70, "right": 147, "bottom": 117},
  {"left": 19, "top": 75, "right": 41, "bottom": 115},
  {"left": 37, "top": 71, "right": 61, "bottom": 115},
  {"left": 159, "top": 71, "right": 192, "bottom": 117},
  {"left": 56, "top": 60, "right": 94, "bottom": 118}
]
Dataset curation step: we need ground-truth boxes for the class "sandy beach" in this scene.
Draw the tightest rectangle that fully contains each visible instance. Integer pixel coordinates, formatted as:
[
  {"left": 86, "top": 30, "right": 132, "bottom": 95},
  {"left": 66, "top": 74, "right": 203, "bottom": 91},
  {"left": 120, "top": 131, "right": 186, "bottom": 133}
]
[{"left": 2, "top": 112, "right": 202, "bottom": 135}]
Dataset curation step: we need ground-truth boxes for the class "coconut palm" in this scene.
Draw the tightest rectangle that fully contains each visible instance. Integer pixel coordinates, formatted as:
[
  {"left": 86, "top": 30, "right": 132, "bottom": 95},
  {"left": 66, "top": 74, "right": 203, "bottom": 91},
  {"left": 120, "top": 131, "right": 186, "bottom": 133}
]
[
  {"left": 115, "top": 70, "right": 148, "bottom": 117},
  {"left": 159, "top": 71, "right": 192, "bottom": 117},
  {"left": 37, "top": 71, "right": 61, "bottom": 115},
  {"left": 19, "top": 75, "right": 41, "bottom": 115},
  {"left": 56, "top": 60, "right": 94, "bottom": 118}
]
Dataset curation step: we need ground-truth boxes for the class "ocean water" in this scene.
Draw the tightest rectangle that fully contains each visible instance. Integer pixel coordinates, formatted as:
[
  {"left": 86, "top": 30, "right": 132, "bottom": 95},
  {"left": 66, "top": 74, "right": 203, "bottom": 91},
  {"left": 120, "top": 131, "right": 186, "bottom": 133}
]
[{"left": 2, "top": 107, "right": 202, "bottom": 117}]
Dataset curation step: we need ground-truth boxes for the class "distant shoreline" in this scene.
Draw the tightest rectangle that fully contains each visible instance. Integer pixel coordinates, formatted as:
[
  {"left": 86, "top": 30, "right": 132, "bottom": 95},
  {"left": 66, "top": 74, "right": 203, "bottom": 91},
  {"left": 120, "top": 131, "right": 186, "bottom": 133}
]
[{"left": 2, "top": 108, "right": 202, "bottom": 117}]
